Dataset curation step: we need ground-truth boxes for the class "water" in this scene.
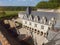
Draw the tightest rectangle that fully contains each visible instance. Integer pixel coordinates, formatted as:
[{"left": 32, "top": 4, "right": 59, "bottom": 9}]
[{"left": 0, "top": 42, "right": 2, "bottom": 45}]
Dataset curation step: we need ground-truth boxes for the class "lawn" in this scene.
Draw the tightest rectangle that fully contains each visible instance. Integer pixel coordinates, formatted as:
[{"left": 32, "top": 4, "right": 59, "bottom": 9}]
[
  {"left": 0, "top": 11, "right": 20, "bottom": 19},
  {"left": 5, "top": 11, "right": 20, "bottom": 15}
]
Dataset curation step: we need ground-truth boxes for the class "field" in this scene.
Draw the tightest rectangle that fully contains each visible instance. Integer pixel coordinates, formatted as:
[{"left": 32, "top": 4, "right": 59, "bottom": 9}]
[
  {"left": 0, "top": 11, "right": 20, "bottom": 19},
  {"left": 5, "top": 11, "right": 20, "bottom": 15}
]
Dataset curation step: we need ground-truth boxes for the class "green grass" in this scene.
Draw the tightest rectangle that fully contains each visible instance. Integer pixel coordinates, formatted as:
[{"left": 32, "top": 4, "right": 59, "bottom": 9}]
[
  {"left": 5, "top": 11, "right": 20, "bottom": 15},
  {"left": 0, "top": 11, "right": 20, "bottom": 19}
]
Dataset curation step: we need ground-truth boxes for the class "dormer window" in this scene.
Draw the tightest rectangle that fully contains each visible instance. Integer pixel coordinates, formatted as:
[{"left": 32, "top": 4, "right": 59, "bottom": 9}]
[
  {"left": 23, "top": 14, "right": 27, "bottom": 19},
  {"left": 51, "top": 17, "right": 56, "bottom": 25},
  {"left": 48, "top": 17, "right": 56, "bottom": 26},
  {"left": 40, "top": 16, "right": 47, "bottom": 24},
  {"left": 34, "top": 16, "right": 40, "bottom": 22},
  {"left": 34, "top": 29, "right": 37, "bottom": 33},
  {"left": 29, "top": 15, "right": 33, "bottom": 21}
]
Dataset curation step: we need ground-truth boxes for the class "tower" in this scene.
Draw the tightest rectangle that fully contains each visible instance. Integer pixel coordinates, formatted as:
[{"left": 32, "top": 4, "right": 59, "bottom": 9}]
[{"left": 26, "top": 7, "right": 31, "bottom": 15}]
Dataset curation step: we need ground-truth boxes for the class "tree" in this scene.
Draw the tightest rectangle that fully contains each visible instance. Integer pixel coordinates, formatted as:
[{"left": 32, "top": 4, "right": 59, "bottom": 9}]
[
  {"left": 49, "top": 0, "right": 60, "bottom": 3},
  {"left": 49, "top": 0, "right": 60, "bottom": 8},
  {"left": 36, "top": 0, "right": 60, "bottom": 9},
  {"left": 36, "top": 1, "right": 48, "bottom": 9}
]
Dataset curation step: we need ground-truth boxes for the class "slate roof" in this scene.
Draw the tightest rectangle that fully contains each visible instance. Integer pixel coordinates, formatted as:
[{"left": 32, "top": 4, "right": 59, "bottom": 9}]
[{"left": 19, "top": 11, "right": 60, "bottom": 28}]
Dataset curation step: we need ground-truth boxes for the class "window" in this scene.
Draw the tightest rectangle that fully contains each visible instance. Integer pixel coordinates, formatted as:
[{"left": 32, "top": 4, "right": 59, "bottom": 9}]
[
  {"left": 25, "top": 21, "right": 27, "bottom": 24},
  {"left": 41, "top": 25, "right": 44, "bottom": 29},
  {"left": 29, "top": 22, "right": 31, "bottom": 25},
  {"left": 37, "top": 31, "right": 40, "bottom": 34},
  {"left": 42, "top": 43, "right": 44, "bottom": 45},
  {"left": 27, "top": 27, "right": 29, "bottom": 30},
  {"left": 30, "top": 27, "right": 31, "bottom": 29},
  {"left": 35, "top": 24, "right": 37, "bottom": 27},
  {"left": 41, "top": 31, "right": 43, "bottom": 36},
  {"left": 32, "top": 28, "right": 34, "bottom": 32},
  {"left": 44, "top": 33, "right": 46, "bottom": 37},
  {"left": 34, "top": 29, "right": 37, "bottom": 33}
]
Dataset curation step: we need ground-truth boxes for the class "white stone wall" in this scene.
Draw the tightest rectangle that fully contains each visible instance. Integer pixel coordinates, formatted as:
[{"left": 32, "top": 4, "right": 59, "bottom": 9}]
[
  {"left": 22, "top": 19, "right": 49, "bottom": 33},
  {"left": 31, "top": 29, "right": 48, "bottom": 45},
  {"left": 22, "top": 19, "right": 50, "bottom": 45}
]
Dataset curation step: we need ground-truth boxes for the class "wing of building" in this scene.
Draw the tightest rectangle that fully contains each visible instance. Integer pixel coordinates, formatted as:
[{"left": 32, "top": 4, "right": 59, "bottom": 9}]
[{"left": 18, "top": 7, "right": 60, "bottom": 45}]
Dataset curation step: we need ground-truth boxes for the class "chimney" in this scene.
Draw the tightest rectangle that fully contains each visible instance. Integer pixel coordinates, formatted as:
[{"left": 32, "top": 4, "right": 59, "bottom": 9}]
[{"left": 26, "top": 7, "right": 31, "bottom": 15}]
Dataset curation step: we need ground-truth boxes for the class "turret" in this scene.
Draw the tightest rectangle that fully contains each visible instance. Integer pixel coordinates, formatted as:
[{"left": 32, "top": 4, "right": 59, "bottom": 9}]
[{"left": 26, "top": 7, "right": 31, "bottom": 15}]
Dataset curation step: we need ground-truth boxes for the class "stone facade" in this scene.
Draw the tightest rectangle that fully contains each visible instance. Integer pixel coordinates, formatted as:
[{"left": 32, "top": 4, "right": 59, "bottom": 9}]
[{"left": 18, "top": 12, "right": 56, "bottom": 45}]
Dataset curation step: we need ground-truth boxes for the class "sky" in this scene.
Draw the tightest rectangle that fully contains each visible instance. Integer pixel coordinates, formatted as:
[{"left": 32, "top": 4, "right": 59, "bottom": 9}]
[{"left": 0, "top": 0, "right": 42, "bottom": 6}]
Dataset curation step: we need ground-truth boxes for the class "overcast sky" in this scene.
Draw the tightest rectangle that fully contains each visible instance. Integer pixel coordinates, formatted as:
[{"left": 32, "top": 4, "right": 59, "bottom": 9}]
[{"left": 0, "top": 0, "right": 42, "bottom": 6}]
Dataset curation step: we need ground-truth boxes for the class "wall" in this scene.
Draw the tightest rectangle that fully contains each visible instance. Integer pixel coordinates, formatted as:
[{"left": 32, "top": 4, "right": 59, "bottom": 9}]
[{"left": 22, "top": 19, "right": 49, "bottom": 33}]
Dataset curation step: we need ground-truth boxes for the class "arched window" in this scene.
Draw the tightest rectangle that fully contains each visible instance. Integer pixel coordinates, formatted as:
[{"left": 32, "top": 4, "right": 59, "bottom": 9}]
[
  {"left": 34, "top": 29, "right": 37, "bottom": 33},
  {"left": 40, "top": 31, "right": 43, "bottom": 36},
  {"left": 37, "top": 30, "right": 40, "bottom": 34}
]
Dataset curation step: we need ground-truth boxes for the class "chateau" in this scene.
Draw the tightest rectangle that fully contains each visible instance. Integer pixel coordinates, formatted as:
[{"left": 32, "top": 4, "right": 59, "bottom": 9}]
[{"left": 18, "top": 7, "right": 57, "bottom": 45}]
